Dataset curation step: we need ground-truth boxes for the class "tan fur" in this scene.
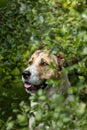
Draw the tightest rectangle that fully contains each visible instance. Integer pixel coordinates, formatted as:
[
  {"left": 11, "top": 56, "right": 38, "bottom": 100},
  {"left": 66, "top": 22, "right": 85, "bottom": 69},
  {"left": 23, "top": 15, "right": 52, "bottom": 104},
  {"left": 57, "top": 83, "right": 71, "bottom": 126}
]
[{"left": 29, "top": 50, "right": 60, "bottom": 80}]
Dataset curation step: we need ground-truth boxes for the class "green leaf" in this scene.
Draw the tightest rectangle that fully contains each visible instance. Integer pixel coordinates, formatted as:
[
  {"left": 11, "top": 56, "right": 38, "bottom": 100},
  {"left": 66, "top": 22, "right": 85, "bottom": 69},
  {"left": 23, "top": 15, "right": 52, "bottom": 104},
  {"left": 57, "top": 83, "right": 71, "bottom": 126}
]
[{"left": 17, "top": 113, "right": 28, "bottom": 126}]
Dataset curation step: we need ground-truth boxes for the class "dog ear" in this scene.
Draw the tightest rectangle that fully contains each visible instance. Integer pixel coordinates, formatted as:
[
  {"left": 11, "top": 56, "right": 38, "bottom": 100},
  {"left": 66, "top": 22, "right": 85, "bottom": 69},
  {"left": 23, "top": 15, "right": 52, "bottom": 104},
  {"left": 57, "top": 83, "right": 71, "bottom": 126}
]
[{"left": 57, "top": 52, "right": 65, "bottom": 66}]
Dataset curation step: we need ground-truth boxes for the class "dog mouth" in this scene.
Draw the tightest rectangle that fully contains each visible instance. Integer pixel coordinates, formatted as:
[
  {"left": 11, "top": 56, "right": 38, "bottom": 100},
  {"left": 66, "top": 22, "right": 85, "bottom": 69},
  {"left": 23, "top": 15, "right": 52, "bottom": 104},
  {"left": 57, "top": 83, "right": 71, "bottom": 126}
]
[
  {"left": 24, "top": 82, "right": 38, "bottom": 91},
  {"left": 24, "top": 81, "right": 47, "bottom": 93},
  {"left": 24, "top": 82, "right": 32, "bottom": 89}
]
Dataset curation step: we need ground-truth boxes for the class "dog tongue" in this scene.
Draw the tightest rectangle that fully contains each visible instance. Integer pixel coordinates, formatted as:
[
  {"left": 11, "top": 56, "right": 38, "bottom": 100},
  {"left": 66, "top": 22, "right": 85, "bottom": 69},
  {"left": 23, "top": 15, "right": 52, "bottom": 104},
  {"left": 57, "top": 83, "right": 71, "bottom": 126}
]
[{"left": 24, "top": 83, "right": 31, "bottom": 88}]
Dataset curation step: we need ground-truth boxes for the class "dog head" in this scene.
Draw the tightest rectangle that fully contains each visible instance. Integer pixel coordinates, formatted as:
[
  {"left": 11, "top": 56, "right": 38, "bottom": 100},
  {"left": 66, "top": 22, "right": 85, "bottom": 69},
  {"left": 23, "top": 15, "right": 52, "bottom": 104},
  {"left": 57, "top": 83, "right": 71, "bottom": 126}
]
[{"left": 22, "top": 50, "right": 64, "bottom": 94}]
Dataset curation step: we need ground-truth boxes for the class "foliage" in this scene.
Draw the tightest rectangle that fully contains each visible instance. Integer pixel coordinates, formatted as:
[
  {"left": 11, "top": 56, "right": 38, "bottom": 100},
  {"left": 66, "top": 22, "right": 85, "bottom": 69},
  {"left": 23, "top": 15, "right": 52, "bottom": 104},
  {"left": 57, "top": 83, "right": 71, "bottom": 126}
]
[{"left": 0, "top": 0, "right": 87, "bottom": 129}]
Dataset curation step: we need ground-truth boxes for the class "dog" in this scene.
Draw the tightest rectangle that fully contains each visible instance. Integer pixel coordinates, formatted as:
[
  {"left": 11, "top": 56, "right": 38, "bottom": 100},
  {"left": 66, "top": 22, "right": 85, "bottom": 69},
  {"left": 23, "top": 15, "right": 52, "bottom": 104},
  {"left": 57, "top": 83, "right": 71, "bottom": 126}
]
[{"left": 22, "top": 50, "right": 72, "bottom": 129}]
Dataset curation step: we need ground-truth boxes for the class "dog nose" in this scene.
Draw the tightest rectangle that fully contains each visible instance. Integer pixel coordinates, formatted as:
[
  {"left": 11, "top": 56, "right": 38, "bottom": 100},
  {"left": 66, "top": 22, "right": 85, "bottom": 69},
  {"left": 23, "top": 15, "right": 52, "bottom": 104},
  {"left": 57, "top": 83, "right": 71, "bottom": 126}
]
[{"left": 22, "top": 70, "right": 31, "bottom": 79}]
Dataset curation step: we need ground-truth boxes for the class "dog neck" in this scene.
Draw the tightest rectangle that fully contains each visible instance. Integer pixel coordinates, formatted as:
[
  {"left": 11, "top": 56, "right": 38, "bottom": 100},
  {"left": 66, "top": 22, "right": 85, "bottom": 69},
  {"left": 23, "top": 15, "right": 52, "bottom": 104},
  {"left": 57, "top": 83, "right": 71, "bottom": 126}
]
[{"left": 46, "top": 69, "right": 70, "bottom": 98}]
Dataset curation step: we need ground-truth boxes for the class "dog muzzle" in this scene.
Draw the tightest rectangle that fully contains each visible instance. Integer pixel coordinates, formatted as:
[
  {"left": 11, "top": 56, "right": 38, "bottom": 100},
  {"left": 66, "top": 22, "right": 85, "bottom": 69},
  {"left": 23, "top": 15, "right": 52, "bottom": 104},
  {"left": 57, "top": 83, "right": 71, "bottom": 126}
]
[{"left": 22, "top": 70, "right": 47, "bottom": 94}]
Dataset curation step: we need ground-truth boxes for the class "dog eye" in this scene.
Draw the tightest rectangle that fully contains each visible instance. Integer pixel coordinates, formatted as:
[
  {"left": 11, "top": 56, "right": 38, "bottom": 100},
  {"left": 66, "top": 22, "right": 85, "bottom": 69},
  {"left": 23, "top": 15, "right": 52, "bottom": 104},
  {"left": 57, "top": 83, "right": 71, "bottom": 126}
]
[
  {"left": 40, "top": 61, "right": 48, "bottom": 66},
  {"left": 28, "top": 61, "right": 32, "bottom": 65}
]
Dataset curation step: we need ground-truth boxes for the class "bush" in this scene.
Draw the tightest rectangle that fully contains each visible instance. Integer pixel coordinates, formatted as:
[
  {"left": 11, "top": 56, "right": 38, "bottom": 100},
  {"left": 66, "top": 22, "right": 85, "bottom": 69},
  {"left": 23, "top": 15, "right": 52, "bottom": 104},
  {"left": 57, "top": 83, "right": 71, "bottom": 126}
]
[{"left": 0, "top": 0, "right": 87, "bottom": 129}]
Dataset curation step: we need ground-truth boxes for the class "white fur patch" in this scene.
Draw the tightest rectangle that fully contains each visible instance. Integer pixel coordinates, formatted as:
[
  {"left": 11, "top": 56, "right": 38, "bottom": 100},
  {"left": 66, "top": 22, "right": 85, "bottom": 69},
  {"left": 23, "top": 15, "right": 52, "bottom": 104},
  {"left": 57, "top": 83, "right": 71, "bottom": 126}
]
[
  {"left": 24, "top": 52, "right": 45, "bottom": 85},
  {"left": 25, "top": 65, "right": 41, "bottom": 85}
]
